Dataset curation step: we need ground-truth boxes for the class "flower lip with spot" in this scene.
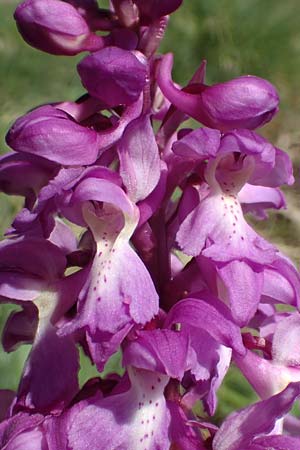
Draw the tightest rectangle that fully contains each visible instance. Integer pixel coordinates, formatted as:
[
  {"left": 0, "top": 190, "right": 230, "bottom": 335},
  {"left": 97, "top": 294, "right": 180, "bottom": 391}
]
[
  {"left": 174, "top": 127, "right": 292, "bottom": 262},
  {"left": 58, "top": 176, "right": 159, "bottom": 370}
]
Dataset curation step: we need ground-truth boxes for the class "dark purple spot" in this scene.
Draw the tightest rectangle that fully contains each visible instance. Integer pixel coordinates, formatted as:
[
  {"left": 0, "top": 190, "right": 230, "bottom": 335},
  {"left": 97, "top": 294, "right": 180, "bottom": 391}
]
[
  {"left": 143, "top": 393, "right": 146, "bottom": 399},
  {"left": 233, "top": 230, "right": 236, "bottom": 234},
  {"left": 93, "top": 287, "right": 97, "bottom": 291},
  {"left": 233, "top": 223, "right": 236, "bottom": 226},
  {"left": 241, "top": 236, "right": 245, "bottom": 241},
  {"left": 98, "top": 251, "right": 102, "bottom": 257},
  {"left": 151, "top": 386, "right": 155, "bottom": 390},
  {"left": 153, "top": 415, "right": 156, "bottom": 420},
  {"left": 103, "top": 275, "right": 107, "bottom": 283},
  {"left": 141, "top": 420, "right": 144, "bottom": 424},
  {"left": 155, "top": 402, "right": 159, "bottom": 407},
  {"left": 149, "top": 400, "right": 152, "bottom": 404},
  {"left": 221, "top": 196, "right": 224, "bottom": 201},
  {"left": 157, "top": 377, "right": 161, "bottom": 382}
]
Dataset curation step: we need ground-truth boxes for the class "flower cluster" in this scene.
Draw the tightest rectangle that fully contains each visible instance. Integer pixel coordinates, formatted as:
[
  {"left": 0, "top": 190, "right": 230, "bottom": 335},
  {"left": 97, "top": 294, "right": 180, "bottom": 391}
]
[{"left": 1, "top": 1, "right": 300, "bottom": 449}]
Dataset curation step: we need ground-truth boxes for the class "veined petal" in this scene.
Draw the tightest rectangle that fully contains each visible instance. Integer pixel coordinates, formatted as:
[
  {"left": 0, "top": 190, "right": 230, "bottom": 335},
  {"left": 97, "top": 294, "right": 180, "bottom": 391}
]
[
  {"left": 118, "top": 115, "right": 161, "bottom": 203},
  {"left": 123, "top": 329, "right": 189, "bottom": 379},
  {"left": 164, "top": 296, "right": 245, "bottom": 356},
  {"left": 217, "top": 260, "right": 264, "bottom": 326}
]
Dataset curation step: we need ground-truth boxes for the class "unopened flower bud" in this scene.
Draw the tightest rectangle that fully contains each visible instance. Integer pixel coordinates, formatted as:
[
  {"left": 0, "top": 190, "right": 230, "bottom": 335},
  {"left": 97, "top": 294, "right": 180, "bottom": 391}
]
[
  {"left": 14, "top": 0, "right": 105, "bottom": 55},
  {"left": 158, "top": 53, "right": 279, "bottom": 131},
  {"left": 77, "top": 47, "right": 147, "bottom": 106}
]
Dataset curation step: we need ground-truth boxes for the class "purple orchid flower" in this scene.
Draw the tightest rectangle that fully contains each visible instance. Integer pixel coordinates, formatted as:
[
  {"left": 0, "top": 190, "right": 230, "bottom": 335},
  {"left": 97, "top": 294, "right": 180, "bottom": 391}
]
[
  {"left": 1, "top": 0, "right": 299, "bottom": 447},
  {"left": 58, "top": 174, "right": 159, "bottom": 370}
]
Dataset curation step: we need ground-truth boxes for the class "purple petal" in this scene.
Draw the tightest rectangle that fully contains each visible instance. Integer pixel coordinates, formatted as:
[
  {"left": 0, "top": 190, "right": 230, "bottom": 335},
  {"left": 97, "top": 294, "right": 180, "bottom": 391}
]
[
  {"left": 0, "top": 390, "right": 15, "bottom": 422},
  {"left": 0, "top": 272, "right": 44, "bottom": 302},
  {"left": 219, "top": 129, "right": 293, "bottom": 187},
  {"left": 14, "top": 0, "right": 104, "bottom": 55},
  {"left": 65, "top": 368, "right": 171, "bottom": 450},
  {"left": 0, "top": 238, "right": 66, "bottom": 281},
  {"left": 168, "top": 401, "right": 205, "bottom": 450},
  {"left": 16, "top": 325, "right": 79, "bottom": 413},
  {"left": 118, "top": 115, "right": 161, "bottom": 202},
  {"left": 135, "top": 0, "right": 183, "bottom": 23},
  {"left": 2, "top": 304, "right": 37, "bottom": 352},
  {"left": 164, "top": 296, "right": 245, "bottom": 356},
  {"left": 0, "top": 152, "right": 58, "bottom": 208},
  {"left": 137, "top": 161, "right": 167, "bottom": 226},
  {"left": 177, "top": 187, "right": 276, "bottom": 263},
  {"left": 0, "top": 412, "right": 44, "bottom": 449},
  {"left": 172, "top": 127, "right": 221, "bottom": 160},
  {"left": 212, "top": 382, "right": 300, "bottom": 450},
  {"left": 262, "top": 255, "right": 300, "bottom": 307},
  {"left": 217, "top": 260, "right": 264, "bottom": 326},
  {"left": 158, "top": 53, "right": 279, "bottom": 130},
  {"left": 234, "top": 349, "right": 300, "bottom": 399},
  {"left": 123, "top": 329, "right": 189, "bottom": 379},
  {"left": 239, "top": 184, "right": 286, "bottom": 219},
  {"left": 253, "top": 435, "right": 300, "bottom": 450},
  {"left": 77, "top": 47, "right": 147, "bottom": 106},
  {"left": 6, "top": 105, "right": 100, "bottom": 165},
  {"left": 272, "top": 313, "right": 300, "bottom": 366}
]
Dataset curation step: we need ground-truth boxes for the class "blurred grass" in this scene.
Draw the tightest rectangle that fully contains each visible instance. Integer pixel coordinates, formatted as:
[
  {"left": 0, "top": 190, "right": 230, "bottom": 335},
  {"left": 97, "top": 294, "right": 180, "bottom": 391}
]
[{"left": 1, "top": 0, "right": 300, "bottom": 418}]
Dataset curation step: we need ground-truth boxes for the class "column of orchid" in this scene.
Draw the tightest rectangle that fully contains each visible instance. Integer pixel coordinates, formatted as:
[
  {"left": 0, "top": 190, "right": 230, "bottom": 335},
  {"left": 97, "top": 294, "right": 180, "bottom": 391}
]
[{"left": 1, "top": 1, "right": 300, "bottom": 449}]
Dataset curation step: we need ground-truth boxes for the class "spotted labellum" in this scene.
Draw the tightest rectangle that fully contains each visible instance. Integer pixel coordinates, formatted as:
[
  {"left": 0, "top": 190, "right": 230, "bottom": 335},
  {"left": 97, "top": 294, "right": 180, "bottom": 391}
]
[{"left": 1, "top": 0, "right": 299, "bottom": 449}]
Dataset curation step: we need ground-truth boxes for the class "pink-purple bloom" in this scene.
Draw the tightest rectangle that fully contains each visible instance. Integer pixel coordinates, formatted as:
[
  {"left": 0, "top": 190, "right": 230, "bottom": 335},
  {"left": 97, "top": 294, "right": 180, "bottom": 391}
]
[{"left": 1, "top": 0, "right": 300, "bottom": 448}]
